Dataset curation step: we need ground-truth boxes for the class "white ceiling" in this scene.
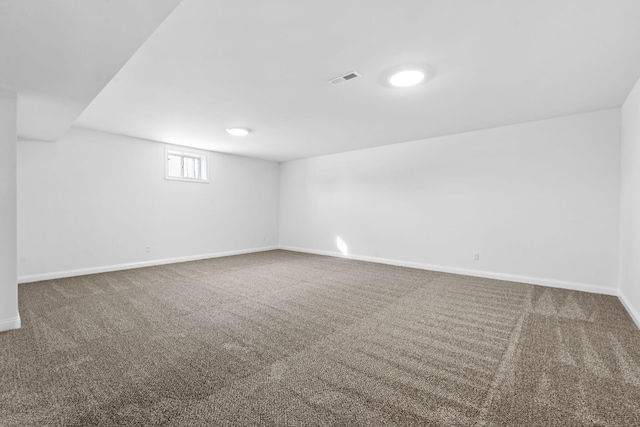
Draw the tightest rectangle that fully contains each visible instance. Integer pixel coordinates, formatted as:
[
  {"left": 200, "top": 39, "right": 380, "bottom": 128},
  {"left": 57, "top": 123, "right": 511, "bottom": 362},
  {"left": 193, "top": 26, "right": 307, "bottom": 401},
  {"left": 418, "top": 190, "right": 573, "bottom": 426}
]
[
  {"left": 8, "top": 1, "right": 640, "bottom": 161},
  {"left": 0, "top": 0, "right": 182, "bottom": 141}
]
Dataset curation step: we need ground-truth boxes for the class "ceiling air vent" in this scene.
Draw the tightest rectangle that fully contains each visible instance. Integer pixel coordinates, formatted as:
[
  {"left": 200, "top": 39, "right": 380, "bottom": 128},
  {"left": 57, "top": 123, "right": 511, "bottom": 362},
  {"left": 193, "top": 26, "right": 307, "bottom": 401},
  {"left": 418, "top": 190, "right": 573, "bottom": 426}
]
[{"left": 328, "top": 71, "right": 362, "bottom": 85}]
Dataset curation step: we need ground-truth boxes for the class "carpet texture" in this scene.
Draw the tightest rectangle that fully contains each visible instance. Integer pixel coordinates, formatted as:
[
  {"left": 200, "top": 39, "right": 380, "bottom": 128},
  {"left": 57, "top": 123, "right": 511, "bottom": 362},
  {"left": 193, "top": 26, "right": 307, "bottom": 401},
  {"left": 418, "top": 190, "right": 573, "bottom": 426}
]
[{"left": 1, "top": 250, "right": 639, "bottom": 426}]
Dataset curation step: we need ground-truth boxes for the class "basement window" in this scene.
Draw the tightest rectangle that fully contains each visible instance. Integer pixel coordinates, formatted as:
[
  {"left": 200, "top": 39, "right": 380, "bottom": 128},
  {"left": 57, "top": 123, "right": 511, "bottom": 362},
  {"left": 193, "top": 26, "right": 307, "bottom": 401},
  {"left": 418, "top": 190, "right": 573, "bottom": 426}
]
[{"left": 165, "top": 148, "right": 209, "bottom": 183}]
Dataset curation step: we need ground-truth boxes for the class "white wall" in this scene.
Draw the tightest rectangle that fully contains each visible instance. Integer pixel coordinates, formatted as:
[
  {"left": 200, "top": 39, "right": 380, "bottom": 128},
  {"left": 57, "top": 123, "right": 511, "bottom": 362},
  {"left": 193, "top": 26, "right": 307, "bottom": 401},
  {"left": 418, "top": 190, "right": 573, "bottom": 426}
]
[
  {"left": 620, "top": 77, "right": 640, "bottom": 325},
  {"left": 280, "top": 110, "right": 621, "bottom": 294},
  {"left": 18, "top": 127, "right": 280, "bottom": 281},
  {"left": 0, "top": 88, "right": 20, "bottom": 331}
]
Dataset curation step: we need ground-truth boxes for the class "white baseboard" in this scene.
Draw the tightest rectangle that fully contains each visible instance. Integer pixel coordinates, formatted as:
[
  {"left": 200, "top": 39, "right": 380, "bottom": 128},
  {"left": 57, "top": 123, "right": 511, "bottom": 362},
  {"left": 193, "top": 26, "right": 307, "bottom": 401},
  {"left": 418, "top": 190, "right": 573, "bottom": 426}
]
[
  {"left": 0, "top": 314, "right": 21, "bottom": 333},
  {"left": 18, "top": 246, "right": 279, "bottom": 283},
  {"left": 279, "top": 245, "right": 618, "bottom": 296},
  {"left": 618, "top": 290, "right": 640, "bottom": 329}
]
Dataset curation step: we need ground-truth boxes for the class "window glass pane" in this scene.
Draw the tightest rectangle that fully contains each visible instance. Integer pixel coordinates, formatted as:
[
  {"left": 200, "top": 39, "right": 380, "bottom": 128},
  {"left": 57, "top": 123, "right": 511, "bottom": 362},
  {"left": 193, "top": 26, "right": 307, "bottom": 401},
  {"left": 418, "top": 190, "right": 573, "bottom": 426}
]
[
  {"left": 166, "top": 149, "right": 208, "bottom": 182},
  {"left": 184, "top": 157, "right": 196, "bottom": 178},
  {"left": 167, "top": 154, "right": 182, "bottom": 177}
]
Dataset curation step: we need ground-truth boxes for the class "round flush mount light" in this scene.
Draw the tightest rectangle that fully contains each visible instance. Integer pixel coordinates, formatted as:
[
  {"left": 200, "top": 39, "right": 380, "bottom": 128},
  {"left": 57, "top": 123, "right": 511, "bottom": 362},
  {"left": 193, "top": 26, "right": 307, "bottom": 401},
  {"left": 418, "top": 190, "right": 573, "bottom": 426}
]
[
  {"left": 226, "top": 127, "right": 251, "bottom": 136},
  {"left": 388, "top": 69, "right": 426, "bottom": 88}
]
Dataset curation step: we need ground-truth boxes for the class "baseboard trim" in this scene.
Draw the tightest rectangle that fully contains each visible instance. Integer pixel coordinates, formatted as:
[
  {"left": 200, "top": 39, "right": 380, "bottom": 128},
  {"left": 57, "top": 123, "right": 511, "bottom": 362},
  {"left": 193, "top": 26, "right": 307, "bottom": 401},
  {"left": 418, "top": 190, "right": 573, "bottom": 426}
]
[
  {"left": 0, "top": 314, "right": 21, "bottom": 333},
  {"left": 279, "top": 245, "right": 618, "bottom": 296},
  {"left": 18, "top": 246, "right": 279, "bottom": 283},
  {"left": 618, "top": 290, "right": 640, "bottom": 329}
]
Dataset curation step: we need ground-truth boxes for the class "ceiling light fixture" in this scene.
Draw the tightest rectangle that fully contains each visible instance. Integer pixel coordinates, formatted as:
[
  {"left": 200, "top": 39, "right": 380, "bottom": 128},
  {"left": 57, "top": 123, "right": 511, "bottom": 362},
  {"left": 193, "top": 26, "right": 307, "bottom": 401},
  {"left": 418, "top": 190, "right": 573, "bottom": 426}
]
[
  {"left": 388, "top": 69, "right": 426, "bottom": 88},
  {"left": 226, "top": 127, "right": 251, "bottom": 136}
]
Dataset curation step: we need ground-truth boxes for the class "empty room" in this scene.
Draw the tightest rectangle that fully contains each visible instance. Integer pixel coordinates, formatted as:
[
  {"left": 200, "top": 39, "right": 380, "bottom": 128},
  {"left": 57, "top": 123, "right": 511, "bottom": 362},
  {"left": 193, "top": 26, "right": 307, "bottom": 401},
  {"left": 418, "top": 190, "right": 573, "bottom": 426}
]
[{"left": 2, "top": 1, "right": 640, "bottom": 425}]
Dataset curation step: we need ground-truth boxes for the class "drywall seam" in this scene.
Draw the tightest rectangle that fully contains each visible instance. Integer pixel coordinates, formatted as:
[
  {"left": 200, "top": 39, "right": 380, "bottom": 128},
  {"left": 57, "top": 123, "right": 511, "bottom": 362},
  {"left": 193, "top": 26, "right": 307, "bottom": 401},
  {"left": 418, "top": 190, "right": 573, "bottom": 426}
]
[
  {"left": 0, "top": 315, "right": 21, "bottom": 333},
  {"left": 18, "top": 246, "right": 279, "bottom": 283},
  {"left": 279, "top": 245, "right": 618, "bottom": 296},
  {"left": 618, "top": 289, "right": 640, "bottom": 329}
]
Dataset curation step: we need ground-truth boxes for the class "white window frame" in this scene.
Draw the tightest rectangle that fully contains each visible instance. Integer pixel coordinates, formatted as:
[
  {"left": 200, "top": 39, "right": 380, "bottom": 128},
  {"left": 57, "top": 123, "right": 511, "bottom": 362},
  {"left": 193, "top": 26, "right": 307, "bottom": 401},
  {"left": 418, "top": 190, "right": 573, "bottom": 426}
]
[{"left": 165, "top": 148, "right": 209, "bottom": 183}]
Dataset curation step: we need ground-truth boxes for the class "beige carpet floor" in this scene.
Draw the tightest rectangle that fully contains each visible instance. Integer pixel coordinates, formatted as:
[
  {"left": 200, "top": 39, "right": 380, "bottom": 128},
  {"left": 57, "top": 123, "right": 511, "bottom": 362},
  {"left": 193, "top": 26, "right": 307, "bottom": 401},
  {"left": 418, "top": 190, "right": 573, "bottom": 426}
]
[{"left": 1, "top": 250, "right": 639, "bottom": 426}]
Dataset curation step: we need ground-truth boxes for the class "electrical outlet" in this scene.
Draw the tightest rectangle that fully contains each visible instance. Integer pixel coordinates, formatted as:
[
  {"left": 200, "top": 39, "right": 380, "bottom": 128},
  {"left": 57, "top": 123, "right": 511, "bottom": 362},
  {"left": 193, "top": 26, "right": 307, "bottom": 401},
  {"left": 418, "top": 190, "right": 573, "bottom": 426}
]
[
  {"left": 145, "top": 246, "right": 151, "bottom": 253},
  {"left": 473, "top": 252, "right": 480, "bottom": 261}
]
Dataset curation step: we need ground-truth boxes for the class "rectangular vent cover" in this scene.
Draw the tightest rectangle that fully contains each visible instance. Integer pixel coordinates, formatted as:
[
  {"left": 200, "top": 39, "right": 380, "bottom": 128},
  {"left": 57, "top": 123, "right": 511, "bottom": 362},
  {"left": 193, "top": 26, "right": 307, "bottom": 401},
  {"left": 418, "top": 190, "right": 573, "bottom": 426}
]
[{"left": 329, "top": 71, "right": 362, "bottom": 85}]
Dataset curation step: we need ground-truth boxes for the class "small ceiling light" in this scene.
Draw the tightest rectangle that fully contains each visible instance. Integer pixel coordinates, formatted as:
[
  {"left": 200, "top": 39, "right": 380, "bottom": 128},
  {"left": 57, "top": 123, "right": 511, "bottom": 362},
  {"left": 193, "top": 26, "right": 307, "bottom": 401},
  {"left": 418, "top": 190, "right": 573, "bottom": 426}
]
[
  {"left": 388, "top": 69, "right": 425, "bottom": 88},
  {"left": 226, "top": 127, "right": 251, "bottom": 136}
]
